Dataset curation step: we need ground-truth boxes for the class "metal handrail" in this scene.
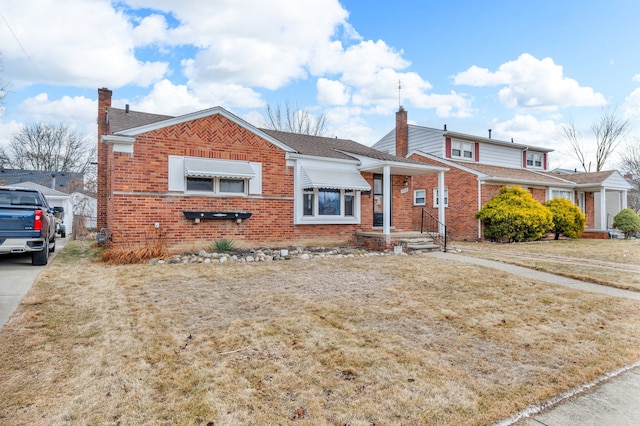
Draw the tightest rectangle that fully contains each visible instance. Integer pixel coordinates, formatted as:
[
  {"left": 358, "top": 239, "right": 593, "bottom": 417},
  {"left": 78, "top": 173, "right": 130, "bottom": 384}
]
[{"left": 420, "top": 208, "right": 447, "bottom": 252}]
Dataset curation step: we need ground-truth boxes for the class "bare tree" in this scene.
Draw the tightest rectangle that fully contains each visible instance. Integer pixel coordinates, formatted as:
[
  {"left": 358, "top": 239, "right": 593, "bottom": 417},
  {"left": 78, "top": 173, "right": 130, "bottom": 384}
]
[
  {"left": 263, "top": 101, "right": 328, "bottom": 136},
  {"left": 620, "top": 140, "right": 640, "bottom": 213},
  {"left": 561, "top": 108, "right": 631, "bottom": 172},
  {"left": 0, "top": 122, "right": 95, "bottom": 174}
]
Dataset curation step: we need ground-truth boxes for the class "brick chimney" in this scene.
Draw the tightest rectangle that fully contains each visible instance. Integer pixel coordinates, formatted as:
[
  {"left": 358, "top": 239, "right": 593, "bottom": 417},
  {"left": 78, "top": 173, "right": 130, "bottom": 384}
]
[
  {"left": 395, "top": 106, "right": 408, "bottom": 157},
  {"left": 97, "top": 87, "right": 112, "bottom": 230}
]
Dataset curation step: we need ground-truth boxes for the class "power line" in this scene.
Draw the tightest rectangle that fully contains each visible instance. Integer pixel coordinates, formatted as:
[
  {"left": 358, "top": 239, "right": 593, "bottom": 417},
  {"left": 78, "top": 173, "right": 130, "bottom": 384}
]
[{"left": 0, "top": 11, "right": 44, "bottom": 81}]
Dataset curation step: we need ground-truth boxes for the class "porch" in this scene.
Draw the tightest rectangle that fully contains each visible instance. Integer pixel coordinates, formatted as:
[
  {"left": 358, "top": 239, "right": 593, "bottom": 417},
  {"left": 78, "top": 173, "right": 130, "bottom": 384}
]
[{"left": 354, "top": 231, "right": 442, "bottom": 252}]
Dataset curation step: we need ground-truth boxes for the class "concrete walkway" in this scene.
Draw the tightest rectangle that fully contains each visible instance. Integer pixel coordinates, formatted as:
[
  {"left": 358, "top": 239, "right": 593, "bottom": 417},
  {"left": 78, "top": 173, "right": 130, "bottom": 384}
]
[
  {"left": 427, "top": 251, "right": 640, "bottom": 425},
  {"left": 0, "top": 239, "right": 64, "bottom": 329}
]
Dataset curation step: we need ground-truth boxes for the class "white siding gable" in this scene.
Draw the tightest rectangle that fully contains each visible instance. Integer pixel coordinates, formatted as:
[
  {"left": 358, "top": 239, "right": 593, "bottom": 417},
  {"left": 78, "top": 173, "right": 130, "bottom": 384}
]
[
  {"left": 479, "top": 142, "right": 523, "bottom": 167},
  {"left": 408, "top": 126, "right": 444, "bottom": 157},
  {"left": 603, "top": 171, "right": 634, "bottom": 190}
]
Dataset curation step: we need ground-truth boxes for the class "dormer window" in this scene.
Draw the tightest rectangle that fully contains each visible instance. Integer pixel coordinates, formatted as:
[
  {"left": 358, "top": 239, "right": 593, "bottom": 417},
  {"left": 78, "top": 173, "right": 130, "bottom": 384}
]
[
  {"left": 452, "top": 141, "right": 474, "bottom": 160},
  {"left": 526, "top": 152, "right": 543, "bottom": 168}
]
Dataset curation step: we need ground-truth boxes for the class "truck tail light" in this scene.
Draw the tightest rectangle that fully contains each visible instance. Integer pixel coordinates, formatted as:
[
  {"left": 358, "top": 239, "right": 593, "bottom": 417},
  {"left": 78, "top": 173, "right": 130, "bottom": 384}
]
[{"left": 34, "top": 209, "right": 44, "bottom": 231}]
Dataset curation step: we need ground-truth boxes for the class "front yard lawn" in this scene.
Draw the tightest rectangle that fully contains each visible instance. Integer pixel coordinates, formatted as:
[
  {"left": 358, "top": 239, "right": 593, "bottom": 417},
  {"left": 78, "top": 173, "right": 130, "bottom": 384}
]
[
  {"left": 451, "top": 239, "right": 640, "bottom": 292},
  {"left": 1, "top": 240, "right": 640, "bottom": 425}
]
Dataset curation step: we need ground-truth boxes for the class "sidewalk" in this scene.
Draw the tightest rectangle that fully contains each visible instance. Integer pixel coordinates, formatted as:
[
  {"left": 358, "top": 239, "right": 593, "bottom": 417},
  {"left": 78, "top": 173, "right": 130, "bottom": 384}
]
[{"left": 427, "top": 251, "right": 640, "bottom": 425}]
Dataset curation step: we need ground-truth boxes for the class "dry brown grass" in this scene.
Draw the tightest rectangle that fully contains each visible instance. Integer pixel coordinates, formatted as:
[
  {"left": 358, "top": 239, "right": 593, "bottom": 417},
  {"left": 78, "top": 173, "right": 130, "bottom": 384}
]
[
  {"left": 101, "top": 241, "right": 172, "bottom": 265},
  {"left": 1, "top": 241, "right": 640, "bottom": 425},
  {"left": 450, "top": 239, "right": 640, "bottom": 292}
]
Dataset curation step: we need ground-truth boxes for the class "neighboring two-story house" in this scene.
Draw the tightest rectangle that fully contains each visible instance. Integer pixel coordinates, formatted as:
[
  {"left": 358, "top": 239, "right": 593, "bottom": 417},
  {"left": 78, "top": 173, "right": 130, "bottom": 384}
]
[
  {"left": 96, "top": 88, "right": 447, "bottom": 250},
  {"left": 373, "top": 107, "right": 632, "bottom": 240}
]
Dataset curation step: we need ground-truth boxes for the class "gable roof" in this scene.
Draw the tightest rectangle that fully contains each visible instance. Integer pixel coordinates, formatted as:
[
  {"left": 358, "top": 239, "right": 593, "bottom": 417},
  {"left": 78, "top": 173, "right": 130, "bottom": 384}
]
[
  {"left": 545, "top": 170, "right": 633, "bottom": 190},
  {"left": 103, "top": 106, "right": 434, "bottom": 170},
  {"left": 107, "top": 107, "right": 173, "bottom": 133},
  {"left": 106, "top": 106, "right": 294, "bottom": 153},
  {"left": 0, "top": 168, "right": 83, "bottom": 191},
  {"left": 260, "top": 129, "right": 428, "bottom": 165},
  {"left": 547, "top": 170, "right": 615, "bottom": 184},
  {"left": 7, "top": 181, "right": 70, "bottom": 197},
  {"left": 455, "top": 161, "right": 572, "bottom": 185}
]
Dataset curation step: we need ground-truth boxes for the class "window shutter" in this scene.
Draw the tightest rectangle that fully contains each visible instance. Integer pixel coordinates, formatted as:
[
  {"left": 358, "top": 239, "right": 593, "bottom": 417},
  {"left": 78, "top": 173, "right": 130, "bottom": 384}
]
[
  {"left": 474, "top": 143, "right": 480, "bottom": 162},
  {"left": 249, "top": 162, "right": 262, "bottom": 195},
  {"left": 522, "top": 151, "right": 527, "bottom": 168},
  {"left": 445, "top": 137, "right": 452, "bottom": 158},
  {"left": 168, "top": 156, "right": 185, "bottom": 191},
  {"left": 543, "top": 153, "right": 547, "bottom": 170}
]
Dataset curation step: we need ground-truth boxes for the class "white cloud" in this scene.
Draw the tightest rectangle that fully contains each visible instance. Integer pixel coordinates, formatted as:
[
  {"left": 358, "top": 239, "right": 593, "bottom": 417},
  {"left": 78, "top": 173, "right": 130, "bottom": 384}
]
[
  {"left": 454, "top": 54, "right": 607, "bottom": 111},
  {"left": 133, "top": 80, "right": 207, "bottom": 116},
  {"left": 317, "top": 78, "right": 350, "bottom": 105},
  {"left": 633, "top": 74, "right": 640, "bottom": 83},
  {"left": 0, "top": 0, "right": 168, "bottom": 89},
  {"left": 493, "top": 114, "right": 559, "bottom": 147},
  {"left": 18, "top": 93, "right": 96, "bottom": 125},
  {"left": 623, "top": 88, "right": 640, "bottom": 120},
  {"left": 133, "top": 79, "right": 264, "bottom": 116},
  {"left": 0, "top": 119, "right": 23, "bottom": 149}
]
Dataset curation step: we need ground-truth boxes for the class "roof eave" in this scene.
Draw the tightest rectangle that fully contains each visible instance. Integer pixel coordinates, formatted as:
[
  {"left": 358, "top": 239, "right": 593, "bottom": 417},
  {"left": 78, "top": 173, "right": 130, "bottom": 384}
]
[{"left": 114, "top": 107, "right": 297, "bottom": 153}]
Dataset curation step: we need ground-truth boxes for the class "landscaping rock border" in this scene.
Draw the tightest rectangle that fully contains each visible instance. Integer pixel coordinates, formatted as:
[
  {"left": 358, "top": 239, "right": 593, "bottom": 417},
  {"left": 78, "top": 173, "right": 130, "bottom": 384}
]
[{"left": 149, "top": 246, "right": 424, "bottom": 265}]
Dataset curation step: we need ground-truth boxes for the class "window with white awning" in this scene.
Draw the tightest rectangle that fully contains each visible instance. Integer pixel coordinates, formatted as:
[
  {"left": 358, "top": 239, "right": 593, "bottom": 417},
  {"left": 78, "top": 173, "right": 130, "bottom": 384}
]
[{"left": 300, "top": 165, "right": 371, "bottom": 191}]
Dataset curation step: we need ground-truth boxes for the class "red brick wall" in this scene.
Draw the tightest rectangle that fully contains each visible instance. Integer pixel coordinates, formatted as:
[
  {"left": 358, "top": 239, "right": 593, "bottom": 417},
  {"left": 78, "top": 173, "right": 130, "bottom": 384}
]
[
  {"left": 101, "top": 112, "right": 416, "bottom": 248},
  {"left": 585, "top": 191, "right": 595, "bottom": 229},
  {"left": 409, "top": 154, "right": 483, "bottom": 241}
]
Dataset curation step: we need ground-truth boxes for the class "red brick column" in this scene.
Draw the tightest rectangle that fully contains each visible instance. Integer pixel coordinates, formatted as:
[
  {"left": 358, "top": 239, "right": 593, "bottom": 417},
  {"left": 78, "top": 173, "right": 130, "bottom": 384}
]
[
  {"left": 395, "top": 106, "right": 408, "bottom": 158},
  {"left": 97, "top": 88, "right": 112, "bottom": 230}
]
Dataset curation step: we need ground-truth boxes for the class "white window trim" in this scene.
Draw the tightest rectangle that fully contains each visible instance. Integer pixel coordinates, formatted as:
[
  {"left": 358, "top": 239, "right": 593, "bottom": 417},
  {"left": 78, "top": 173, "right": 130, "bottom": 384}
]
[
  {"left": 433, "top": 187, "right": 449, "bottom": 208},
  {"left": 526, "top": 151, "right": 543, "bottom": 169},
  {"left": 414, "top": 189, "right": 426, "bottom": 206},
  {"left": 577, "top": 191, "right": 586, "bottom": 213},
  {"left": 186, "top": 176, "right": 248, "bottom": 196},
  {"left": 168, "top": 156, "right": 262, "bottom": 195},
  {"left": 549, "top": 188, "right": 575, "bottom": 202},
  {"left": 299, "top": 187, "right": 358, "bottom": 223},
  {"left": 451, "top": 141, "right": 474, "bottom": 160}
]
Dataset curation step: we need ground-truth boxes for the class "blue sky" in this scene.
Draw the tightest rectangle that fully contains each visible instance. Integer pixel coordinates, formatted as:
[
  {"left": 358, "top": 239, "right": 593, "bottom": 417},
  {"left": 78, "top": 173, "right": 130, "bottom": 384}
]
[{"left": 1, "top": 0, "right": 639, "bottom": 171}]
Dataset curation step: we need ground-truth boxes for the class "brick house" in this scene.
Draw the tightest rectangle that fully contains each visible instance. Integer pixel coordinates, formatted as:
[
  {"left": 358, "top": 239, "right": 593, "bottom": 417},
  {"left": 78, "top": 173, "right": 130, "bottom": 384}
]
[
  {"left": 96, "top": 88, "right": 446, "bottom": 249},
  {"left": 373, "top": 107, "right": 632, "bottom": 240}
]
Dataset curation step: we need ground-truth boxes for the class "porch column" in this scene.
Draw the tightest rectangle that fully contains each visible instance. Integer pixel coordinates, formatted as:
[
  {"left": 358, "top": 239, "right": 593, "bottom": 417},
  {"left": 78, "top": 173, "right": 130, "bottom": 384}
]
[
  {"left": 437, "top": 170, "right": 446, "bottom": 234},
  {"left": 600, "top": 187, "right": 607, "bottom": 229},
  {"left": 383, "top": 165, "right": 391, "bottom": 238},
  {"left": 622, "top": 190, "right": 628, "bottom": 209}
]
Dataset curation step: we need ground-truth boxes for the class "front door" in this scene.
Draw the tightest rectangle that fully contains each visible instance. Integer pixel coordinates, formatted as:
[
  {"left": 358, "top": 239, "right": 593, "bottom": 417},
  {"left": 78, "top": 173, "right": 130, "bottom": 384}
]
[{"left": 373, "top": 174, "right": 391, "bottom": 227}]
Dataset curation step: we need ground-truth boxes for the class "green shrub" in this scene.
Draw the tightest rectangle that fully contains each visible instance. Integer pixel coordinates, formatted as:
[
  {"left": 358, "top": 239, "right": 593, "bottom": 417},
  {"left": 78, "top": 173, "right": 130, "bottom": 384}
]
[
  {"left": 213, "top": 238, "right": 237, "bottom": 253},
  {"left": 612, "top": 208, "right": 640, "bottom": 239},
  {"left": 545, "top": 197, "right": 586, "bottom": 240},
  {"left": 476, "top": 186, "right": 553, "bottom": 242}
]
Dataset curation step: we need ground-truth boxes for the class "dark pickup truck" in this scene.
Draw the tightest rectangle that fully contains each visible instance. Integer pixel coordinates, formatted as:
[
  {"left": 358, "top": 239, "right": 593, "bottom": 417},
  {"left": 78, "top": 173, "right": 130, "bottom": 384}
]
[{"left": 0, "top": 186, "right": 57, "bottom": 265}]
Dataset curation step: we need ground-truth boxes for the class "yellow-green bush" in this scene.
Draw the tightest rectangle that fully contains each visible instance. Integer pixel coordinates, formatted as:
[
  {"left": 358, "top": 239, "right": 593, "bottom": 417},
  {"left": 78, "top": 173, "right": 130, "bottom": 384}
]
[
  {"left": 476, "top": 186, "right": 553, "bottom": 242},
  {"left": 545, "top": 197, "right": 586, "bottom": 240}
]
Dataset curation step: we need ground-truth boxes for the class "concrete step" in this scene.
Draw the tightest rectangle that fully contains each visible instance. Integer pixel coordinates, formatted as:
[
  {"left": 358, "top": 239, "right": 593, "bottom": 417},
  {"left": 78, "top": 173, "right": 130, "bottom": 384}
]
[{"left": 406, "top": 243, "right": 442, "bottom": 252}]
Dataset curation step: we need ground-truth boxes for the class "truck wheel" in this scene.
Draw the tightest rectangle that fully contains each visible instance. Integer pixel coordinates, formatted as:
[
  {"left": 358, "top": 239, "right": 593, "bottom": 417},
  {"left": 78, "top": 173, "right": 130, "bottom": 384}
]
[
  {"left": 32, "top": 242, "right": 49, "bottom": 266},
  {"left": 49, "top": 237, "right": 56, "bottom": 253}
]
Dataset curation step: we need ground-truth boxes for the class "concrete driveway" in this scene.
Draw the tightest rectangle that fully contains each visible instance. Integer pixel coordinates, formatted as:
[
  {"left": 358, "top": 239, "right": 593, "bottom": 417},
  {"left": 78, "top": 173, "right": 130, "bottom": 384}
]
[{"left": 0, "top": 238, "right": 64, "bottom": 328}]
